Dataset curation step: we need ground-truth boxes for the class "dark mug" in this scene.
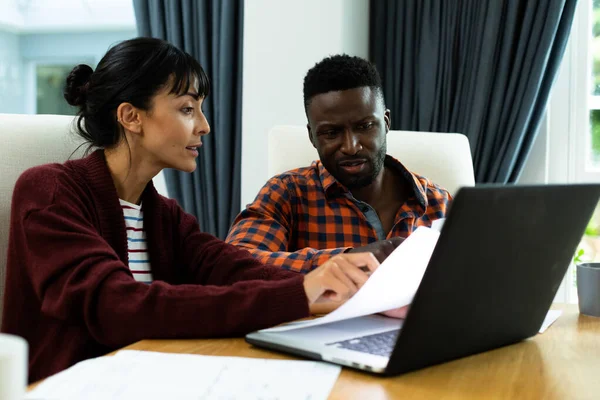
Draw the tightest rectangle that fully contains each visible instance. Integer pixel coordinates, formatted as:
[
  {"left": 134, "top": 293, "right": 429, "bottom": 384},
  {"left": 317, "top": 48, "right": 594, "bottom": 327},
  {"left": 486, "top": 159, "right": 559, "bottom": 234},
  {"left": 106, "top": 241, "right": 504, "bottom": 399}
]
[{"left": 577, "top": 263, "right": 600, "bottom": 317}]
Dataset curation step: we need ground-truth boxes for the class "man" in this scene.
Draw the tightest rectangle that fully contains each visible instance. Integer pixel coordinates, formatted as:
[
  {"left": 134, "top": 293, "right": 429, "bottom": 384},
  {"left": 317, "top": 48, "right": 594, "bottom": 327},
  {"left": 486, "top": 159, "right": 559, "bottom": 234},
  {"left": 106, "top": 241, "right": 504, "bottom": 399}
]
[{"left": 227, "top": 55, "right": 452, "bottom": 273}]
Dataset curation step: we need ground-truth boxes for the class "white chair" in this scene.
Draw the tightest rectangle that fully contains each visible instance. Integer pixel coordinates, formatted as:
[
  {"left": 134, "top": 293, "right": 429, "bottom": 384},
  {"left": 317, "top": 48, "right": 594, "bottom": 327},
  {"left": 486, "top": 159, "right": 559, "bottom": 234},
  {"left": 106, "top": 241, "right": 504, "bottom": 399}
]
[
  {"left": 0, "top": 114, "right": 173, "bottom": 324},
  {"left": 0, "top": 113, "right": 87, "bottom": 324},
  {"left": 268, "top": 125, "right": 475, "bottom": 196}
]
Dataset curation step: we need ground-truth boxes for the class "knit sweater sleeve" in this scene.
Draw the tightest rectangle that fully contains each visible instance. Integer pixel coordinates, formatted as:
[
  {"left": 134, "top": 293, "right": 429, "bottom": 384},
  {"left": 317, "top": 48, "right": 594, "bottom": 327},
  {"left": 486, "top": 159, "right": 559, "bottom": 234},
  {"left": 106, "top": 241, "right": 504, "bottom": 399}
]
[
  {"left": 170, "top": 201, "right": 308, "bottom": 285},
  {"left": 18, "top": 167, "right": 309, "bottom": 349}
]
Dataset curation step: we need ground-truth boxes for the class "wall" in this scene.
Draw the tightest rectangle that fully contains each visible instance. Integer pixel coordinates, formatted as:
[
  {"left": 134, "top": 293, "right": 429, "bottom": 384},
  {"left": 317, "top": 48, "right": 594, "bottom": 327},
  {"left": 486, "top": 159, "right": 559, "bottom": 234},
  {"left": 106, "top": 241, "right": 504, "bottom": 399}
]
[
  {"left": 20, "top": 30, "right": 137, "bottom": 64},
  {"left": 19, "top": 30, "right": 136, "bottom": 114},
  {"left": 0, "top": 28, "right": 136, "bottom": 115},
  {"left": 0, "top": 0, "right": 23, "bottom": 30},
  {"left": 8, "top": 0, "right": 135, "bottom": 33},
  {"left": 0, "top": 0, "right": 136, "bottom": 114},
  {"left": 0, "top": 29, "right": 24, "bottom": 113},
  {"left": 241, "top": 0, "right": 370, "bottom": 208}
]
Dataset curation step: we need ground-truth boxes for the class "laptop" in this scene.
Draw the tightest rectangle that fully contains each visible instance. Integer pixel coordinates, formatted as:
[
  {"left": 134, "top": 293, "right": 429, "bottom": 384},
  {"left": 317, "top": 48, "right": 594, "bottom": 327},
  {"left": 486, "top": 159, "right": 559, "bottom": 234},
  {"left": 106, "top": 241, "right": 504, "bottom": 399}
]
[{"left": 246, "top": 184, "right": 600, "bottom": 376}]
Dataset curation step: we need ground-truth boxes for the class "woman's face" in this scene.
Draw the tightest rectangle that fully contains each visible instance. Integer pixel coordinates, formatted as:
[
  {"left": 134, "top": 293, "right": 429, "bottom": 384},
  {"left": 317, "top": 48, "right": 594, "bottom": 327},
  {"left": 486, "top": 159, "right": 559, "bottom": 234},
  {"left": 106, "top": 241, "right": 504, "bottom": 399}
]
[{"left": 137, "top": 82, "right": 210, "bottom": 173}]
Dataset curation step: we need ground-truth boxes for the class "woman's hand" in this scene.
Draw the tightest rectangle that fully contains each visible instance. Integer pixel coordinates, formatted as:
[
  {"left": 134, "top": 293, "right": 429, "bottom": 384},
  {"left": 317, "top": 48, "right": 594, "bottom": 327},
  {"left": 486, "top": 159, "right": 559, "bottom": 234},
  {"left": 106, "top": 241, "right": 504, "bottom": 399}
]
[{"left": 303, "top": 252, "right": 379, "bottom": 314}]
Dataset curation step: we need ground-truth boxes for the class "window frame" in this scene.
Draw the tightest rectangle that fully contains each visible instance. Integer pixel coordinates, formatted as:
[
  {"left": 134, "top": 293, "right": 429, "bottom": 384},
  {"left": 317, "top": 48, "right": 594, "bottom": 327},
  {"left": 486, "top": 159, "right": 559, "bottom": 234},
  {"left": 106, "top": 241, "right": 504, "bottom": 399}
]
[
  {"left": 24, "top": 57, "right": 94, "bottom": 114},
  {"left": 548, "top": 0, "right": 595, "bottom": 303}
]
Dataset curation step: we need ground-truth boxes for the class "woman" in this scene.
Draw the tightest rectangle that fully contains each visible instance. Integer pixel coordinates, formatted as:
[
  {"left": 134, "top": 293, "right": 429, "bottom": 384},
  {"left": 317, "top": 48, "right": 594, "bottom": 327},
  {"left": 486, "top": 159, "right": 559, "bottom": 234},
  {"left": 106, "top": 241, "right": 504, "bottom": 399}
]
[{"left": 1, "top": 37, "right": 379, "bottom": 382}]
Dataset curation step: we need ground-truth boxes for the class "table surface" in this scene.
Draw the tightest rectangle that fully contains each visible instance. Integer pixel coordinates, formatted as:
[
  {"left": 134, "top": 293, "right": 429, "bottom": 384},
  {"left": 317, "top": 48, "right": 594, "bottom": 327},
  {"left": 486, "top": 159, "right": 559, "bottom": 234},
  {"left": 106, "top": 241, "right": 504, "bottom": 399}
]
[{"left": 29, "top": 304, "right": 600, "bottom": 399}]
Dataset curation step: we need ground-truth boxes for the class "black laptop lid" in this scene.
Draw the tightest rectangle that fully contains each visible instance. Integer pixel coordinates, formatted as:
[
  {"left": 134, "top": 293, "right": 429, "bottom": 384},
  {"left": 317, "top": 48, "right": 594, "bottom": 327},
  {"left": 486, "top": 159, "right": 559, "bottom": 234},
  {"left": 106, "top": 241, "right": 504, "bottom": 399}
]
[{"left": 386, "top": 184, "right": 600, "bottom": 375}]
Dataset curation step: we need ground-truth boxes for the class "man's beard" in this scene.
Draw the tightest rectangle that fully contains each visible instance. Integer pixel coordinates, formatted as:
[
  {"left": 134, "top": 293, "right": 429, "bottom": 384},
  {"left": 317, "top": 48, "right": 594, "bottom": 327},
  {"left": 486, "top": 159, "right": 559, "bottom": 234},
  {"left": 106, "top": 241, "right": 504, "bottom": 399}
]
[{"left": 329, "top": 141, "right": 387, "bottom": 190}]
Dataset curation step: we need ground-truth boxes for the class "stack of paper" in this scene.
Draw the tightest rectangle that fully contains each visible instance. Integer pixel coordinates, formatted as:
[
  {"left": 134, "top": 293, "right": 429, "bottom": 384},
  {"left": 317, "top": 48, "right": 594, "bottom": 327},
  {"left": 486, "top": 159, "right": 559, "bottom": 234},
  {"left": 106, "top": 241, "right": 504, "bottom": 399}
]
[{"left": 26, "top": 350, "right": 341, "bottom": 400}]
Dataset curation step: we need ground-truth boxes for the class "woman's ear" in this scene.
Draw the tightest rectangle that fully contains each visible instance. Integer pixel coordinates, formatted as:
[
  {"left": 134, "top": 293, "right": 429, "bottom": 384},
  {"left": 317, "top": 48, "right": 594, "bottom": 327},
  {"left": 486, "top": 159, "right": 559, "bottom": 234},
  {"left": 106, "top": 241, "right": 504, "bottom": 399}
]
[{"left": 116, "top": 103, "right": 143, "bottom": 135}]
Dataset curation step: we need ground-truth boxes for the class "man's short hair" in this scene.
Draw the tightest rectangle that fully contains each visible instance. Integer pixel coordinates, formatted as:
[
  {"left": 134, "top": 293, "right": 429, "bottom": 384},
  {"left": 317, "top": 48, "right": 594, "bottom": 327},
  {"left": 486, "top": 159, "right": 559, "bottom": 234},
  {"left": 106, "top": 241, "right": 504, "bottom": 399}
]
[{"left": 303, "top": 54, "right": 384, "bottom": 110}]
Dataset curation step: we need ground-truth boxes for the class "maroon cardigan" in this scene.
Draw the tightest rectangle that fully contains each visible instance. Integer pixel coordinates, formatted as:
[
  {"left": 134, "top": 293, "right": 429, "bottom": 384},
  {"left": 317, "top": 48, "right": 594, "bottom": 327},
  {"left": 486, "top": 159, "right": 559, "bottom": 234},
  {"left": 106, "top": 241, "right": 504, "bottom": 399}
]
[{"left": 1, "top": 150, "right": 308, "bottom": 382}]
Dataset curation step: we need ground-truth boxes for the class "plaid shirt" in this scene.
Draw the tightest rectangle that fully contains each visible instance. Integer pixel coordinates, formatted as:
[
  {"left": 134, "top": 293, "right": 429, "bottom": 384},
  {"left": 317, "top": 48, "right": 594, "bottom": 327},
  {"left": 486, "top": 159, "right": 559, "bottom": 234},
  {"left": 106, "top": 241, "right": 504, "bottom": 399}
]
[{"left": 226, "top": 156, "right": 452, "bottom": 273}]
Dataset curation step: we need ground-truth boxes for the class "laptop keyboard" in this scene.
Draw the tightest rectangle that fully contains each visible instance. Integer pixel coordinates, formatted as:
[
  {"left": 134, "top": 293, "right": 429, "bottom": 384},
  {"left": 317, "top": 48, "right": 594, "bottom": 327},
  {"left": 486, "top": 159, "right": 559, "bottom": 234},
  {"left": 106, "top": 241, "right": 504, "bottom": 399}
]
[{"left": 327, "top": 329, "right": 400, "bottom": 357}]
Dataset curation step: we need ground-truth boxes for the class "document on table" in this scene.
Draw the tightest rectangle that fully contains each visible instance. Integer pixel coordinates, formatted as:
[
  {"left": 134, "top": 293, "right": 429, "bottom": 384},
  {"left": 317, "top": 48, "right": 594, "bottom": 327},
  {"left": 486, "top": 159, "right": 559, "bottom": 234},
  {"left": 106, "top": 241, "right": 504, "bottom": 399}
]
[
  {"left": 262, "top": 226, "right": 441, "bottom": 333},
  {"left": 26, "top": 350, "right": 341, "bottom": 400}
]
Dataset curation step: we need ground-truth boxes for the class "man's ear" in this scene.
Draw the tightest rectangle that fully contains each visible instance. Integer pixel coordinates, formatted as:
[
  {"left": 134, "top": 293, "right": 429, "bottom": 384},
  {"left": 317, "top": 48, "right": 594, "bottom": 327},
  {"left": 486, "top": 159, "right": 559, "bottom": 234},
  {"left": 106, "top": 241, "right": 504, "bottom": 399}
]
[
  {"left": 307, "top": 124, "right": 317, "bottom": 149},
  {"left": 116, "top": 103, "right": 143, "bottom": 135},
  {"left": 384, "top": 109, "right": 391, "bottom": 133}
]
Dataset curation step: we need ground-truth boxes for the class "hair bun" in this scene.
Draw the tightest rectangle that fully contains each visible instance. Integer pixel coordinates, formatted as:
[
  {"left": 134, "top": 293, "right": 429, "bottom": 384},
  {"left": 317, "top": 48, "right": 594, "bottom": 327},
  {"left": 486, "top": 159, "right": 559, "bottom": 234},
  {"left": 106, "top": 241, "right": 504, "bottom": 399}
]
[{"left": 64, "top": 64, "right": 94, "bottom": 107}]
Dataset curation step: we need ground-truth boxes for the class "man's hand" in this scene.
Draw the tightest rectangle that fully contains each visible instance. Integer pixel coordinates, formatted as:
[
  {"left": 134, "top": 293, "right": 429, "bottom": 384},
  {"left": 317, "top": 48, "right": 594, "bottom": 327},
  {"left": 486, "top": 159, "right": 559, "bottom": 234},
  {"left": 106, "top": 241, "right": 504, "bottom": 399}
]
[
  {"left": 381, "top": 305, "right": 410, "bottom": 319},
  {"left": 348, "top": 236, "right": 405, "bottom": 263}
]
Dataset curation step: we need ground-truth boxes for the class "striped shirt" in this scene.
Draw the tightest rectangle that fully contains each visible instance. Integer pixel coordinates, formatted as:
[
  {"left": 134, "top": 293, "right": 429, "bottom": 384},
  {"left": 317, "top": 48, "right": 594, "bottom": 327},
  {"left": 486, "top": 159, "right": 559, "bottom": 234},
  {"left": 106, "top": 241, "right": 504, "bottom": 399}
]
[
  {"left": 226, "top": 156, "right": 452, "bottom": 273},
  {"left": 120, "top": 199, "right": 153, "bottom": 283}
]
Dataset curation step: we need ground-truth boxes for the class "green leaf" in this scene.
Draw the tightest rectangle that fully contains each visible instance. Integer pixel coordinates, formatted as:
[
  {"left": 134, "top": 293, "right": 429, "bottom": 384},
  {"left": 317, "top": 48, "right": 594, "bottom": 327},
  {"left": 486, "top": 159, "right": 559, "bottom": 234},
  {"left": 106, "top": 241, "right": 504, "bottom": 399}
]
[{"left": 574, "top": 248, "right": 586, "bottom": 264}]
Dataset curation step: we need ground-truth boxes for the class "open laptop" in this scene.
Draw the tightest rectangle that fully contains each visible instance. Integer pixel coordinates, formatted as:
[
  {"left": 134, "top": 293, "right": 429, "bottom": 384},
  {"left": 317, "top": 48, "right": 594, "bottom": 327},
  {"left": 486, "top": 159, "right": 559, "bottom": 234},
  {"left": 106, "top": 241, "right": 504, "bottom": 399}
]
[{"left": 246, "top": 185, "right": 600, "bottom": 376}]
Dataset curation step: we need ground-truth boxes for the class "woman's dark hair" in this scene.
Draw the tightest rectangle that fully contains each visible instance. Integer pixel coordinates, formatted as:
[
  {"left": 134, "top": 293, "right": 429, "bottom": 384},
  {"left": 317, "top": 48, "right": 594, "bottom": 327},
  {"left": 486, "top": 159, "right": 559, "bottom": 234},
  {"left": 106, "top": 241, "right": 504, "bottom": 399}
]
[{"left": 64, "top": 37, "right": 209, "bottom": 150}]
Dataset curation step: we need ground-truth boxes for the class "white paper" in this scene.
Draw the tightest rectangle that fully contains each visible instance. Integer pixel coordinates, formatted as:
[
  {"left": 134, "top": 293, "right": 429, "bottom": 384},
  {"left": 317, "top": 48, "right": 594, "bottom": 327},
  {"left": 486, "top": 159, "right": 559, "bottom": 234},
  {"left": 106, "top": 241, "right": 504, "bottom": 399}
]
[
  {"left": 26, "top": 350, "right": 341, "bottom": 400},
  {"left": 539, "top": 309, "right": 562, "bottom": 333},
  {"left": 263, "top": 227, "right": 440, "bottom": 333},
  {"left": 430, "top": 218, "right": 446, "bottom": 232}
]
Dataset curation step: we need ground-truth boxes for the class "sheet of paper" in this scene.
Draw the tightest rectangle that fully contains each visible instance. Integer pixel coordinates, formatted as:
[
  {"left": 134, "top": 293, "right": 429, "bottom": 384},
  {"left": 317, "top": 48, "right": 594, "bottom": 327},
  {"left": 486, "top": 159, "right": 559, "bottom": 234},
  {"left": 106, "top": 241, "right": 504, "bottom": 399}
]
[
  {"left": 539, "top": 309, "right": 562, "bottom": 333},
  {"left": 430, "top": 218, "right": 446, "bottom": 232},
  {"left": 26, "top": 350, "right": 341, "bottom": 400},
  {"left": 263, "top": 227, "right": 440, "bottom": 333}
]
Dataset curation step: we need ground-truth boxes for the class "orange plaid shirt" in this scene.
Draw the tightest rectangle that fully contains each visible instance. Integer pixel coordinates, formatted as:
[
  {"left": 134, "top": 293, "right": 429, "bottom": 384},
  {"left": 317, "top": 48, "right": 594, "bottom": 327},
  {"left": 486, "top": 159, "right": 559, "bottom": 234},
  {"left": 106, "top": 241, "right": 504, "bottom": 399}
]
[{"left": 226, "top": 156, "right": 452, "bottom": 273}]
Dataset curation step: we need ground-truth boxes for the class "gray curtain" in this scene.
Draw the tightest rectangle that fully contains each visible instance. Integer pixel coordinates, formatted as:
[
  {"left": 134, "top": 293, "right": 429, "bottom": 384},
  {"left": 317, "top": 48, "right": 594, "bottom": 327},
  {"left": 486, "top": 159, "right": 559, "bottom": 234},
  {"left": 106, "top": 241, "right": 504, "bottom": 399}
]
[
  {"left": 370, "top": 0, "right": 577, "bottom": 183},
  {"left": 134, "top": 0, "right": 243, "bottom": 238}
]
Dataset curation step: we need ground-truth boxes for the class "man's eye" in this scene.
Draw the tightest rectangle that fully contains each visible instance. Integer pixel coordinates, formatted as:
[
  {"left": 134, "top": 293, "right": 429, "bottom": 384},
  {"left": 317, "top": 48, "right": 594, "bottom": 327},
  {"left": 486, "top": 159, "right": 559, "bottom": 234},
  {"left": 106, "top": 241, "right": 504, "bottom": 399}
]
[
  {"left": 320, "top": 130, "right": 338, "bottom": 138},
  {"left": 182, "top": 107, "right": 194, "bottom": 114},
  {"left": 359, "top": 122, "right": 374, "bottom": 130}
]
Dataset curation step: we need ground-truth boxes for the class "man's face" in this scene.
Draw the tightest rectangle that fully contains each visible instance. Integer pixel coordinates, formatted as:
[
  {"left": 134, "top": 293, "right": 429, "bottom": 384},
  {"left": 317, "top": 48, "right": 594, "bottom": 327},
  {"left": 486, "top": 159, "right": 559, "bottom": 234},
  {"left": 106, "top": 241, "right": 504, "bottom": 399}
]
[{"left": 307, "top": 87, "right": 390, "bottom": 190}]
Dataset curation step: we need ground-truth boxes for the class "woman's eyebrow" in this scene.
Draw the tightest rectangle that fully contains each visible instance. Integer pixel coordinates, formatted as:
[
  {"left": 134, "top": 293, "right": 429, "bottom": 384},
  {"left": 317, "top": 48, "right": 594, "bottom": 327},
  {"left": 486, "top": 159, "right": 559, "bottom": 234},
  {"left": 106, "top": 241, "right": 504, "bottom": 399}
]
[{"left": 178, "top": 92, "right": 200, "bottom": 100}]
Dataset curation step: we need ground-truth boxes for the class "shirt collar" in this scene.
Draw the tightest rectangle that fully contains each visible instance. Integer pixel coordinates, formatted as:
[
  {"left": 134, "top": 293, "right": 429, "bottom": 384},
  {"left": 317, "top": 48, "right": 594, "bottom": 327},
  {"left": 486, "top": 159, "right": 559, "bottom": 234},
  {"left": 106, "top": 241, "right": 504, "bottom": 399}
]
[
  {"left": 315, "top": 155, "right": 429, "bottom": 211},
  {"left": 315, "top": 160, "right": 341, "bottom": 195}
]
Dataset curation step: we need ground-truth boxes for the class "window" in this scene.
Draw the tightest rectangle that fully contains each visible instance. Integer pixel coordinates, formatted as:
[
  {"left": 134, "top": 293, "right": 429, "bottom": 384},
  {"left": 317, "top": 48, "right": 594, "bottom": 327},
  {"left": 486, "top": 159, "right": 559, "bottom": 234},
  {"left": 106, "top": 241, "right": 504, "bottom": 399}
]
[
  {"left": 571, "top": 0, "right": 600, "bottom": 183},
  {"left": 590, "top": 0, "right": 600, "bottom": 167},
  {"left": 35, "top": 65, "right": 77, "bottom": 115},
  {"left": 547, "top": 0, "right": 600, "bottom": 303},
  {"left": 580, "top": 1, "right": 600, "bottom": 281},
  {"left": 23, "top": 58, "right": 95, "bottom": 115}
]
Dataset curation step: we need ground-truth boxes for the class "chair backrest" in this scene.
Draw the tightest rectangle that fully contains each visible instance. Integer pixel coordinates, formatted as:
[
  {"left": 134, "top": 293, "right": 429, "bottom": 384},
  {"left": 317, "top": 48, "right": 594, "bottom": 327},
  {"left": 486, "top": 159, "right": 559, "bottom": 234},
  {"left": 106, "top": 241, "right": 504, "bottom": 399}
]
[
  {"left": 0, "top": 113, "right": 86, "bottom": 324},
  {"left": 267, "top": 125, "right": 475, "bottom": 195}
]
